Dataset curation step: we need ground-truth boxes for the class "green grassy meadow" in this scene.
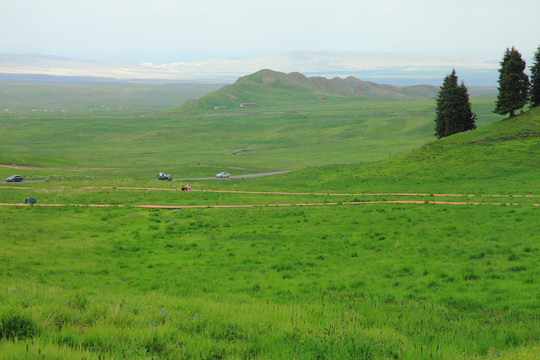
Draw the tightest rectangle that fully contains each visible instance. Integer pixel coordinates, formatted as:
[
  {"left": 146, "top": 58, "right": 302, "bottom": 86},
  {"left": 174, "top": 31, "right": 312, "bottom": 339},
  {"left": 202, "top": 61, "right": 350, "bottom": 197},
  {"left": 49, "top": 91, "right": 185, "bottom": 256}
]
[
  {"left": 0, "top": 80, "right": 539, "bottom": 359},
  {"left": 0, "top": 97, "right": 501, "bottom": 178},
  {"left": 1, "top": 204, "right": 538, "bottom": 359}
]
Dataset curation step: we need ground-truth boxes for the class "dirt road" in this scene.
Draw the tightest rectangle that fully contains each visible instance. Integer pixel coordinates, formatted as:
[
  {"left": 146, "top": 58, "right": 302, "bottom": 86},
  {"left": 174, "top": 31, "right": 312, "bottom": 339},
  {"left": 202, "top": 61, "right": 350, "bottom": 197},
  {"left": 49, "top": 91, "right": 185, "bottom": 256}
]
[
  {"left": 3, "top": 184, "right": 538, "bottom": 207},
  {"left": 0, "top": 200, "right": 538, "bottom": 209}
]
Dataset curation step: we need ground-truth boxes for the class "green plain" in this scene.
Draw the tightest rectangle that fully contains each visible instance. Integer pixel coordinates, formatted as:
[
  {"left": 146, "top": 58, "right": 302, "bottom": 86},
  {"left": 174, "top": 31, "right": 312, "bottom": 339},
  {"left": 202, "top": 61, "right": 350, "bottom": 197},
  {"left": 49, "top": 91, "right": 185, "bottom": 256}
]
[{"left": 0, "top": 81, "right": 538, "bottom": 359}]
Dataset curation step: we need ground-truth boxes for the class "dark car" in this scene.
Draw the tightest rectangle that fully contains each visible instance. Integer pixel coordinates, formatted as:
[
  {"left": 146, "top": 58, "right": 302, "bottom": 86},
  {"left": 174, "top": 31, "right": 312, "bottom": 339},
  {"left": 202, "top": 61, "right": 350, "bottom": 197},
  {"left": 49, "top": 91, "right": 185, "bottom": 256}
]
[{"left": 6, "top": 175, "right": 23, "bottom": 182}]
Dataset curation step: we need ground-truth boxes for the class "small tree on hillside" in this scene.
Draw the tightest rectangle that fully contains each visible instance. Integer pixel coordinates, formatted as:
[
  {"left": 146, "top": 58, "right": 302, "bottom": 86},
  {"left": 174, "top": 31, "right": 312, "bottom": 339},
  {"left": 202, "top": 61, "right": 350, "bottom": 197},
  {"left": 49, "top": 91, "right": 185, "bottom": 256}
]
[
  {"left": 434, "top": 69, "right": 476, "bottom": 139},
  {"left": 494, "top": 47, "right": 530, "bottom": 117},
  {"left": 530, "top": 44, "right": 540, "bottom": 108}
]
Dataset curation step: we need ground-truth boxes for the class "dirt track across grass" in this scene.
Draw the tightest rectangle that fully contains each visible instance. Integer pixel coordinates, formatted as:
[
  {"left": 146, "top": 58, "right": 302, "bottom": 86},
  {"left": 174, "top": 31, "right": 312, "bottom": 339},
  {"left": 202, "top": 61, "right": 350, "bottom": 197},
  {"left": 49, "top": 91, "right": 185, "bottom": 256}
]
[
  {"left": 0, "top": 200, "right": 538, "bottom": 209},
  {"left": 81, "top": 186, "right": 540, "bottom": 198},
  {"left": 3, "top": 186, "right": 538, "bottom": 207}
]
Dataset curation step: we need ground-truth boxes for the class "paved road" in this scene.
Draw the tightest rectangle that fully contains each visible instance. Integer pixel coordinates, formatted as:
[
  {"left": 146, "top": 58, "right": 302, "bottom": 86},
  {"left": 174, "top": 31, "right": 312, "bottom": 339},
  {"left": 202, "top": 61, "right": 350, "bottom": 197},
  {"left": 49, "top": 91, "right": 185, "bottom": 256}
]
[
  {"left": 174, "top": 170, "right": 292, "bottom": 181},
  {"left": 3, "top": 172, "right": 292, "bottom": 185}
]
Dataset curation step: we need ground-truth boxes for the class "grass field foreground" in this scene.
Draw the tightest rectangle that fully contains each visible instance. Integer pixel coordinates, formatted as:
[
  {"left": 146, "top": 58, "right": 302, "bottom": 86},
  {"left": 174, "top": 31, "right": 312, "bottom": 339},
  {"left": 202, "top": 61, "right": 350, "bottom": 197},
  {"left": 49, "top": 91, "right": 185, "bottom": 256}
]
[{"left": 0, "top": 203, "right": 538, "bottom": 359}]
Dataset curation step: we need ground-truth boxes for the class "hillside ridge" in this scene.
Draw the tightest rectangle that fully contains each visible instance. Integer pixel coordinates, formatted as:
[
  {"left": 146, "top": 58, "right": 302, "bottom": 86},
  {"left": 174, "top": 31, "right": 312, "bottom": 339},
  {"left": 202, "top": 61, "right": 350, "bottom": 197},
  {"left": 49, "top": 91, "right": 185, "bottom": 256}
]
[
  {"left": 175, "top": 69, "right": 438, "bottom": 113},
  {"left": 242, "top": 69, "right": 435, "bottom": 97}
]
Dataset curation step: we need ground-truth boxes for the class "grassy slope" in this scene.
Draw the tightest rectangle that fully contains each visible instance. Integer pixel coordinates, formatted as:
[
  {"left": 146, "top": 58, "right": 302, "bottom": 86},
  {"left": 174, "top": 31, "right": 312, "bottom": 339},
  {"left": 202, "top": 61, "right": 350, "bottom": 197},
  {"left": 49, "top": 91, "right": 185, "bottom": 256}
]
[{"left": 239, "top": 106, "right": 540, "bottom": 194}]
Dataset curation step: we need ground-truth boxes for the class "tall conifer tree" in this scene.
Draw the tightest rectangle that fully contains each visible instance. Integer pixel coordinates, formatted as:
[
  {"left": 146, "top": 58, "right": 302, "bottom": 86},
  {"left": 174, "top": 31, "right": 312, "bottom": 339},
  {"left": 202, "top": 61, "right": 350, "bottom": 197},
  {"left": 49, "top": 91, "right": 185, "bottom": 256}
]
[
  {"left": 457, "top": 82, "right": 477, "bottom": 131},
  {"left": 434, "top": 70, "right": 476, "bottom": 139},
  {"left": 494, "top": 47, "right": 530, "bottom": 117},
  {"left": 530, "top": 44, "right": 540, "bottom": 108}
]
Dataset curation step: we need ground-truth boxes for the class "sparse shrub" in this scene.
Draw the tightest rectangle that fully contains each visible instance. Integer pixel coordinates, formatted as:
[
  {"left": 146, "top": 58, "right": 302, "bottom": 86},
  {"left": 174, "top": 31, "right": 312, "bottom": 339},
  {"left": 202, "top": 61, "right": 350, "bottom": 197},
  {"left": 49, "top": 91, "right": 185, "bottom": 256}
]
[
  {"left": 469, "top": 252, "right": 485, "bottom": 260},
  {"left": 211, "top": 324, "right": 247, "bottom": 342},
  {"left": 203, "top": 344, "right": 226, "bottom": 360},
  {"left": 80, "top": 331, "right": 108, "bottom": 353},
  {"left": 349, "top": 280, "right": 365, "bottom": 289},
  {"left": 142, "top": 333, "right": 168, "bottom": 355},
  {"left": 271, "top": 263, "right": 294, "bottom": 272},
  {"left": 463, "top": 270, "right": 479, "bottom": 281},
  {"left": 0, "top": 311, "right": 37, "bottom": 340},
  {"left": 67, "top": 293, "right": 89, "bottom": 310},
  {"left": 507, "top": 252, "right": 519, "bottom": 261},
  {"left": 52, "top": 330, "right": 79, "bottom": 348},
  {"left": 503, "top": 329, "right": 523, "bottom": 347},
  {"left": 400, "top": 266, "right": 412, "bottom": 275}
]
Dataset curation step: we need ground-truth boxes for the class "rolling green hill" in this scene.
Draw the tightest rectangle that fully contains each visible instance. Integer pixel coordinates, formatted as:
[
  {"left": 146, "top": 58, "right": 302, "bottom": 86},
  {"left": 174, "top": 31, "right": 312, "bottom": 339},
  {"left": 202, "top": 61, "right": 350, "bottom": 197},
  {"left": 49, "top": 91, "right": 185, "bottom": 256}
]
[
  {"left": 244, "top": 106, "right": 540, "bottom": 194},
  {"left": 175, "top": 69, "right": 438, "bottom": 114}
]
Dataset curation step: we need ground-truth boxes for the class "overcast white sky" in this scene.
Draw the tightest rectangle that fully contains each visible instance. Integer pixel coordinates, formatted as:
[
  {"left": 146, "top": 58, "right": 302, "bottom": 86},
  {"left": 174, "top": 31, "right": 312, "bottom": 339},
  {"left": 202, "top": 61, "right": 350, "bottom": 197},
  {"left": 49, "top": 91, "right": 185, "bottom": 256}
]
[{"left": 2, "top": 0, "right": 539, "bottom": 63}]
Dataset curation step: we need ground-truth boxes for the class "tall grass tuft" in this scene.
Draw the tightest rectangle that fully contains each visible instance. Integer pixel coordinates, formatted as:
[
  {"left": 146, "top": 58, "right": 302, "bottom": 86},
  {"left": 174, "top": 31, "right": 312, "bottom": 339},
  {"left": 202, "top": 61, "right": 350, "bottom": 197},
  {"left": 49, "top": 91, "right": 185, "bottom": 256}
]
[{"left": 0, "top": 311, "right": 38, "bottom": 340}]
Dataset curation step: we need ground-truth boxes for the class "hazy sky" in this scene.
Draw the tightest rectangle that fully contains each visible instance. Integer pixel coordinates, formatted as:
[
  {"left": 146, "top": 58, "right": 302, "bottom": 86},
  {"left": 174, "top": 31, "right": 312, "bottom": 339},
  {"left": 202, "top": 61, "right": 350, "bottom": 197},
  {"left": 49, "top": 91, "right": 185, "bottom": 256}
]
[{"left": 2, "top": 0, "right": 539, "bottom": 63}]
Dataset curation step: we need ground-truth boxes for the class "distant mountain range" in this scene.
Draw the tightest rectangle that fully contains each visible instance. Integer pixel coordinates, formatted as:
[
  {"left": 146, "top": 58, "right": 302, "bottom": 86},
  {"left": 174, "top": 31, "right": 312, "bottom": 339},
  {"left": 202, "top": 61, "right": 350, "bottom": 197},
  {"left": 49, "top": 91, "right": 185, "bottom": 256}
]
[
  {"left": 0, "top": 51, "right": 502, "bottom": 86},
  {"left": 175, "top": 69, "right": 439, "bottom": 113}
]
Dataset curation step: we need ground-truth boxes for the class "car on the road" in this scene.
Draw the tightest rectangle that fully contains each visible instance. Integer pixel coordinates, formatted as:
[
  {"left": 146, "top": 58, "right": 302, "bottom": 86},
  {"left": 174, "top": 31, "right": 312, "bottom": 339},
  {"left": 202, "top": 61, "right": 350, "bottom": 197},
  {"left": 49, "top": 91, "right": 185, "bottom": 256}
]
[
  {"left": 216, "top": 172, "right": 230, "bottom": 178},
  {"left": 157, "top": 172, "right": 173, "bottom": 181},
  {"left": 6, "top": 175, "right": 24, "bottom": 182}
]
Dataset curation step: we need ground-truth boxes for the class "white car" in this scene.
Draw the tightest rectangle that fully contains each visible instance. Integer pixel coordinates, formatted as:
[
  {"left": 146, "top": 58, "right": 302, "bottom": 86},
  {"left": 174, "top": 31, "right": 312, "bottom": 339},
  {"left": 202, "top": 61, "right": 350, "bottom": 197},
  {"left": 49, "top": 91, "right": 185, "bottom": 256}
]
[{"left": 216, "top": 172, "right": 230, "bottom": 178}]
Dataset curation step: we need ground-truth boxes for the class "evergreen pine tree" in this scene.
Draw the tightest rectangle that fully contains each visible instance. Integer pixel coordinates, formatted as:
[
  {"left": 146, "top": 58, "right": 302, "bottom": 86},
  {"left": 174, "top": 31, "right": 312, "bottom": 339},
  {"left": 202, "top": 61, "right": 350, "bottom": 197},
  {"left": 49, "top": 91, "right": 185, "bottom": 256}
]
[
  {"left": 494, "top": 47, "right": 530, "bottom": 117},
  {"left": 457, "top": 82, "right": 477, "bottom": 132},
  {"left": 434, "top": 70, "right": 476, "bottom": 139},
  {"left": 435, "top": 70, "right": 458, "bottom": 139},
  {"left": 530, "top": 44, "right": 540, "bottom": 108}
]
